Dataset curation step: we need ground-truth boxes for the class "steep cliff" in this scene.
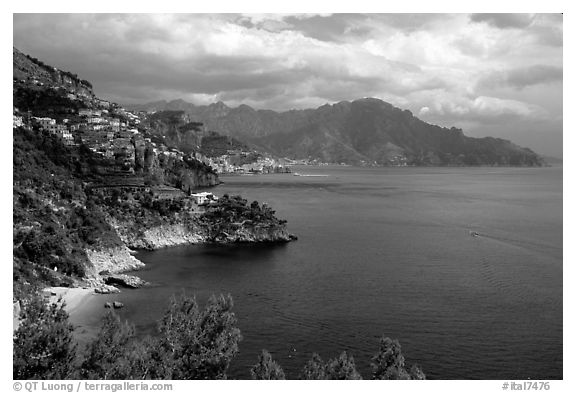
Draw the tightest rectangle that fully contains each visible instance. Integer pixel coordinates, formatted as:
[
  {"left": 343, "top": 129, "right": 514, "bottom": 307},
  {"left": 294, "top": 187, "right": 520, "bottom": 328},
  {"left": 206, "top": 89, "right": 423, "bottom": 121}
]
[
  {"left": 146, "top": 111, "right": 204, "bottom": 153},
  {"left": 142, "top": 110, "right": 252, "bottom": 159},
  {"left": 141, "top": 146, "right": 220, "bottom": 189}
]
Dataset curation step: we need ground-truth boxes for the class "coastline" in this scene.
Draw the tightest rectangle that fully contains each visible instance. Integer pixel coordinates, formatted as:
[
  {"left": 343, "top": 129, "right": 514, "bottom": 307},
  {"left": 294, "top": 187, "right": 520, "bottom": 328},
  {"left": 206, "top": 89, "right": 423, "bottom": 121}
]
[
  {"left": 13, "top": 287, "right": 96, "bottom": 332},
  {"left": 43, "top": 287, "right": 96, "bottom": 316}
]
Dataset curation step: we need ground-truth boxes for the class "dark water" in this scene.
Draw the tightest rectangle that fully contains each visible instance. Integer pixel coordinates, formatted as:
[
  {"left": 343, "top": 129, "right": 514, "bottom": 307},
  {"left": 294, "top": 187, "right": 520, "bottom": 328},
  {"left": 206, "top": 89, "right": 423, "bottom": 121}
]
[{"left": 75, "top": 166, "right": 562, "bottom": 379}]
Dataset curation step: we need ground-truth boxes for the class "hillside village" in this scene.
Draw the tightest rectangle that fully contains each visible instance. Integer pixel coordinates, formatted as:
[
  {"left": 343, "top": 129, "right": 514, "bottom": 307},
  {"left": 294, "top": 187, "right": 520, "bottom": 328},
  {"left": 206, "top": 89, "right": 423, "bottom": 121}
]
[
  {"left": 13, "top": 47, "right": 297, "bottom": 299},
  {"left": 12, "top": 47, "right": 290, "bottom": 194}
]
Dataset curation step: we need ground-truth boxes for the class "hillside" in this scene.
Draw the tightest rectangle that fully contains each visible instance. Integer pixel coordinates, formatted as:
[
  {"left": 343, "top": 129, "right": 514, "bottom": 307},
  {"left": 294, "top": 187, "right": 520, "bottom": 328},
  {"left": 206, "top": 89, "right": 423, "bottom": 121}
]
[
  {"left": 143, "top": 110, "right": 250, "bottom": 157},
  {"left": 13, "top": 48, "right": 294, "bottom": 296},
  {"left": 128, "top": 98, "right": 544, "bottom": 166},
  {"left": 13, "top": 47, "right": 94, "bottom": 98}
]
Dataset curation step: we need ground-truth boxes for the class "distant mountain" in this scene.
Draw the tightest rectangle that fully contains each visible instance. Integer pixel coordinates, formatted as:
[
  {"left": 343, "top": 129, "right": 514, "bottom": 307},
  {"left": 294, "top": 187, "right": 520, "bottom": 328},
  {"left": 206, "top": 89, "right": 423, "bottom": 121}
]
[
  {"left": 128, "top": 100, "right": 314, "bottom": 139},
  {"left": 142, "top": 110, "right": 250, "bottom": 156},
  {"left": 541, "top": 156, "right": 563, "bottom": 166},
  {"left": 128, "top": 98, "right": 544, "bottom": 166}
]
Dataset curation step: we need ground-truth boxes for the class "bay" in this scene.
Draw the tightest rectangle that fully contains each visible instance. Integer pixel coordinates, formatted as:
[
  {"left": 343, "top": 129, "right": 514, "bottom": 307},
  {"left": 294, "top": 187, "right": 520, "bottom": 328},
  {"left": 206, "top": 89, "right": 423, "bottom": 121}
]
[{"left": 73, "top": 166, "right": 563, "bottom": 379}]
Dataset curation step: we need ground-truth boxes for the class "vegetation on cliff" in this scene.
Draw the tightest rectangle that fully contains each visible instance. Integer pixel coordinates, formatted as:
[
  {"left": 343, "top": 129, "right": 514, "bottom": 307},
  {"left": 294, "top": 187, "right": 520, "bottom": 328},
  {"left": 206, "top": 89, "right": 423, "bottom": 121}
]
[
  {"left": 13, "top": 47, "right": 94, "bottom": 95},
  {"left": 14, "top": 292, "right": 425, "bottom": 380},
  {"left": 12, "top": 48, "right": 222, "bottom": 291},
  {"left": 199, "top": 194, "right": 292, "bottom": 242},
  {"left": 13, "top": 128, "right": 122, "bottom": 294},
  {"left": 143, "top": 109, "right": 256, "bottom": 161},
  {"left": 13, "top": 126, "right": 293, "bottom": 294}
]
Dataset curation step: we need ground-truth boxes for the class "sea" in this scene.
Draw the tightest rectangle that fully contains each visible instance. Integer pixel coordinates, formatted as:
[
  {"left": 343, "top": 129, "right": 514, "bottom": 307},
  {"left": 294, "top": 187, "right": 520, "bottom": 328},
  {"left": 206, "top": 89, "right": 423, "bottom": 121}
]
[{"left": 71, "top": 166, "right": 563, "bottom": 380}]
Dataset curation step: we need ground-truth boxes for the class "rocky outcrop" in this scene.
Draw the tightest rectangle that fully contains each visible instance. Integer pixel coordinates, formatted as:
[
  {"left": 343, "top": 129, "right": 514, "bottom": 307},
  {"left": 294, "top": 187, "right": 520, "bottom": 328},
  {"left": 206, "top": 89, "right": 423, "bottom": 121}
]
[
  {"left": 109, "top": 220, "right": 206, "bottom": 250},
  {"left": 103, "top": 274, "right": 146, "bottom": 288},
  {"left": 94, "top": 285, "right": 121, "bottom": 294},
  {"left": 214, "top": 224, "right": 295, "bottom": 243},
  {"left": 81, "top": 246, "right": 145, "bottom": 293},
  {"left": 141, "top": 146, "right": 220, "bottom": 189},
  {"left": 86, "top": 246, "right": 145, "bottom": 274}
]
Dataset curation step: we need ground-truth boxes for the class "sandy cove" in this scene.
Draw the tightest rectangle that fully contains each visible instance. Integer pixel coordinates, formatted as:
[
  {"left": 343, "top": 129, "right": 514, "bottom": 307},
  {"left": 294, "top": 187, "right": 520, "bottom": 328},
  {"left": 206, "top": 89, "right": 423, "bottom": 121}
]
[
  {"left": 13, "top": 287, "right": 96, "bottom": 331},
  {"left": 42, "top": 287, "right": 97, "bottom": 315}
]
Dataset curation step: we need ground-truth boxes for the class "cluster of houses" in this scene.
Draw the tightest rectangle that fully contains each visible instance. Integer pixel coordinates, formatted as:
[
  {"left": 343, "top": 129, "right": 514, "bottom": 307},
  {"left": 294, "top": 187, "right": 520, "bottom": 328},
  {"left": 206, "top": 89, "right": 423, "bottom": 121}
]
[
  {"left": 199, "top": 150, "right": 291, "bottom": 174},
  {"left": 13, "top": 97, "right": 148, "bottom": 164}
]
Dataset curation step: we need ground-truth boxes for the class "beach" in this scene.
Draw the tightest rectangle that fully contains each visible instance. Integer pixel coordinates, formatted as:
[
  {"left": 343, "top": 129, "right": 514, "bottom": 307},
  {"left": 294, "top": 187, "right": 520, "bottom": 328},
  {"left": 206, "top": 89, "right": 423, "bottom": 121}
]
[{"left": 43, "top": 287, "right": 97, "bottom": 316}]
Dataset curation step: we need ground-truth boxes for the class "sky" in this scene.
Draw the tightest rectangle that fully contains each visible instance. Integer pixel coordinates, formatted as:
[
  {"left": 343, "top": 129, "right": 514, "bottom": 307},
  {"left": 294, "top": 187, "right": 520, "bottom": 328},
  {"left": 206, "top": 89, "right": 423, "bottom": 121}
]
[{"left": 13, "top": 13, "right": 563, "bottom": 157}]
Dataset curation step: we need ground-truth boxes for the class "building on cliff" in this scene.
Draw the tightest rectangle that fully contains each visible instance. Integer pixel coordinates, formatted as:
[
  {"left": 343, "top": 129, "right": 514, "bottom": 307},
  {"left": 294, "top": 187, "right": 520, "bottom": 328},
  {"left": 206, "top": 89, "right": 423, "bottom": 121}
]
[{"left": 190, "top": 192, "right": 218, "bottom": 206}]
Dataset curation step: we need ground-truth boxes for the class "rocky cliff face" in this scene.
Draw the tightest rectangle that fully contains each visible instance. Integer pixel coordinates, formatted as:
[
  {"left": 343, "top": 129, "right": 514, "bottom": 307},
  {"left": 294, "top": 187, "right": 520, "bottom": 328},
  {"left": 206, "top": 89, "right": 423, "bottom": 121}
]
[
  {"left": 211, "top": 224, "right": 295, "bottom": 243},
  {"left": 82, "top": 246, "right": 145, "bottom": 293},
  {"left": 141, "top": 145, "right": 220, "bottom": 189},
  {"left": 145, "top": 111, "right": 204, "bottom": 154},
  {"left": 85, "top": 246, "right": 145, "bottom": 275},
  {"left": 108, "top": 217, "right": 294, "bottom": 250},
  {"left": 108, "top": 219, "right": 205, "bottom": 250}
]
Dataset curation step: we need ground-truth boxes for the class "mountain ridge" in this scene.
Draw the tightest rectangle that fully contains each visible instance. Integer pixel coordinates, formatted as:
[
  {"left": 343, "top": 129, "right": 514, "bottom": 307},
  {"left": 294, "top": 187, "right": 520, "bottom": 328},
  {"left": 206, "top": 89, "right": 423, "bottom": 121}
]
[{"left": 127, "top": 98, "right": 544, "bottom": 166}]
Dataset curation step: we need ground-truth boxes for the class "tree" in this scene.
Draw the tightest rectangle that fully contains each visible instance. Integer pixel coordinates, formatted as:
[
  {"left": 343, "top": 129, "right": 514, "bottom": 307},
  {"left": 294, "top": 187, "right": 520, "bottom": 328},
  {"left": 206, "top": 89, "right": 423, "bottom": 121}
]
[
  {"left": 81, "top": 311, "right": 150, "bottom": 379},
  {"left": 325, "top": 351, "right": 362, "bottom": 380},
  {"left": 250, "top": 350, "right": 286, "bottom": 380},
  {"left": 409, "top": 364, "right": 426, "bottom": 380},
  {"left": 300, "top": 351, "right": 362, "bottom": 380},
  {"left": 13, "top": 294, "right": 77, "bottom": 379},
  {"left": 371, "top": 337, "right": 413, "bottom": 380},
  {"left": 153, "top": 292, "right": 242, "bottom": 379},
  {"left": 301, "top": 353, "right": 327, "bottom": 379}
]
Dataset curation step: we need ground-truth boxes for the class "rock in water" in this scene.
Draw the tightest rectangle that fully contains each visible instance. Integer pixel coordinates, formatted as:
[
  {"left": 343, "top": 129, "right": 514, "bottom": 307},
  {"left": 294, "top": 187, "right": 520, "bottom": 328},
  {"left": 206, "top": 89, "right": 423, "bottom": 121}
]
[
  {"left": 94, "top": 285, "right": 121, "bottom": 294},
  {"left": 104, "top": 274, "right": 146, "bottom": 288},
  {"left": 113, "top": 301, "right": 124, "bottom": 309}
]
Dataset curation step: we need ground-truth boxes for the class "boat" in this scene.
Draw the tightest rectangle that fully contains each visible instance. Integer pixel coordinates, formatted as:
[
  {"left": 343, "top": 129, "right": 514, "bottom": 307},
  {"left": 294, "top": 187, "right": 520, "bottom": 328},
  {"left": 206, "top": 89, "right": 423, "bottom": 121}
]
[{"left": 293, "top": 172, "right": 329, "bottom": 177}]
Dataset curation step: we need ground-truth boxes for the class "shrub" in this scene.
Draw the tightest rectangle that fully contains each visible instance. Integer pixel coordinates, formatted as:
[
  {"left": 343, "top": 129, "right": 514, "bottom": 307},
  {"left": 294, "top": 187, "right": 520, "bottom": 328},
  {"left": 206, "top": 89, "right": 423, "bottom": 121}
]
[
  {"left": 81, "top": 311, "right": 151, "bottom": 379},
  {"left": 13, "top": 294, "right": 77, "bottom": 379},
  {"left": 301, "top": 352, "right": 362, "bottom": 380},
  {"left": 371, "top": 336, "right": 425, "bottom": 380},
  {"left": 251, "top": 350, "right": 286, "bottom": 380},
  {"left": 324, "top": 351, "right": 362, "bottom": 380},
  {"left": 152, "top": 293, "right": 242, "bottom": 379}
]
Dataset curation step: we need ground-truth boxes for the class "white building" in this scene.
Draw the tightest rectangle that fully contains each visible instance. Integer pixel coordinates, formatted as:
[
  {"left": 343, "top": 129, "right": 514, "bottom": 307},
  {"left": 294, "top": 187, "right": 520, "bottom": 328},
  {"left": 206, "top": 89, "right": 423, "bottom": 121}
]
[
  {"left": 13, "top": 115, "right": 24, "bottom": 128},
  {"left": 190, "top": 192, "right": 218, "bottom": 206}
]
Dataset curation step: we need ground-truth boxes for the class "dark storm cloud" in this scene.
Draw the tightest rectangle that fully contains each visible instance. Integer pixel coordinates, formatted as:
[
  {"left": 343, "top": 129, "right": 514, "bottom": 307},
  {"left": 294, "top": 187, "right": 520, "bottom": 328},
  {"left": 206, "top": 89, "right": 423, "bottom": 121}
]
[{"left": 469, "top": 13, "right": 535, "bottom": 29}]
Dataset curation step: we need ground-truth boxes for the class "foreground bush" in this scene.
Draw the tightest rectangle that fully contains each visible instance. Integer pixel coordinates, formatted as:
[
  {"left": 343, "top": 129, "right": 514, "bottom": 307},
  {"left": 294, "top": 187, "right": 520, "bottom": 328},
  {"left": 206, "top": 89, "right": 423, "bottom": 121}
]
[
  {"left": 14, "top": 292, "right": 424, "bottom": 380},
  {"left": 13, "top": 296, "right": 77, "bottom": 379},
  {"left": 153, "top": 293, "right": 242, "bottom": 379},
  {"left": 251, "top": 350, "right": 286, "bottom": 380}
]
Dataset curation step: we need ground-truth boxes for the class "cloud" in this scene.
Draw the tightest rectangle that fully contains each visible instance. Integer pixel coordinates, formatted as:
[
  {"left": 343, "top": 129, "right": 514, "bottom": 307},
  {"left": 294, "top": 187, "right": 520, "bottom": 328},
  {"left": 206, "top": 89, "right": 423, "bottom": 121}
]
[
  {"left": 415, "top": 92, "right": 550, "bottom": 131},
  {"left": 477, "top": 65, "right": 563, "bottom": 90},
  {"left": 469, "top": 13, "right": 535, "bottom": 29},
  {"left": 281, "top": 14, "right": 370, "bottom": 42},
  {"left": 12, "top": 13, "right": 563, "bottom": 156}
]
